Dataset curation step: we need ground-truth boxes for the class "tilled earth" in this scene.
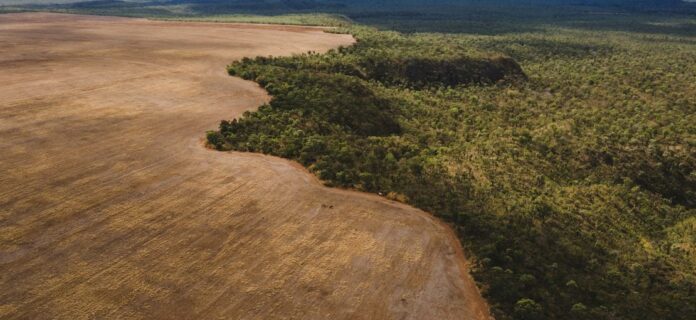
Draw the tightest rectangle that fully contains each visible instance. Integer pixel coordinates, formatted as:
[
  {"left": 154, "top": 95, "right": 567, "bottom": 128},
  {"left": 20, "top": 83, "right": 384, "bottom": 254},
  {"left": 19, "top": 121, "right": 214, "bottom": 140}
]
[{"left": 0, "top": 13, "right": 490, "bottom": 320}]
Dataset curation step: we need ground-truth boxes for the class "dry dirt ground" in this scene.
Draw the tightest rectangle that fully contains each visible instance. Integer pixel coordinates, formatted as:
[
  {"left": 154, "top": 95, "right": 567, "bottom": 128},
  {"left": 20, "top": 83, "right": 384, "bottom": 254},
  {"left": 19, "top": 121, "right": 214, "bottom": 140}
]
[{"left": 0, "top": 13, "right": 491, "bottom": 320}]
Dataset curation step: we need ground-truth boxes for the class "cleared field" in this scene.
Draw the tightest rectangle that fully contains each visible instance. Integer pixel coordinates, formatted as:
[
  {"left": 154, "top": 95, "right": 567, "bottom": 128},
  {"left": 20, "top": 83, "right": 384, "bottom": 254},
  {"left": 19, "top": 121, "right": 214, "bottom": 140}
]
[{"left": 0, "top": 13, "right": 490, "bottom": 319}]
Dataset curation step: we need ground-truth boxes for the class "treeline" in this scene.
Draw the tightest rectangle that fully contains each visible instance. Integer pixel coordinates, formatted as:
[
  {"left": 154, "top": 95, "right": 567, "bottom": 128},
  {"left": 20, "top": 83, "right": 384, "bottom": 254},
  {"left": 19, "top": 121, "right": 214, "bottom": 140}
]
[{"left": 208, "top": 16, "right": 695, "bottom": 320}]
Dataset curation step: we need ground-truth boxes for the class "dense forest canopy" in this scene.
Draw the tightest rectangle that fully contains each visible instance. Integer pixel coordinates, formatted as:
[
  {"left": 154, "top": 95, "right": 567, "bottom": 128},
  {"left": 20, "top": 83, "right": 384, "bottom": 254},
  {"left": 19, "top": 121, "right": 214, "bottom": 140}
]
[
  {"left": 210, "top": 27, "right": 696, "bottom": 317},
  {"left": 202, "top": 4, "right": 696, "bottom": 320}
]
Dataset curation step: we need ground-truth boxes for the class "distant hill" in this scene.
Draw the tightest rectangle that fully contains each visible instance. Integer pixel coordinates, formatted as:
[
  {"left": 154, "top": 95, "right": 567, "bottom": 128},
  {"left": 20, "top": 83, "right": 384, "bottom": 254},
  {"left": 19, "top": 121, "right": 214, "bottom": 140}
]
[
  {"left": 0, "top": 0, "right": 83, "bottom": 4},
  {"left": 0, "top": 0, "right": 152, "bottom": 5}
]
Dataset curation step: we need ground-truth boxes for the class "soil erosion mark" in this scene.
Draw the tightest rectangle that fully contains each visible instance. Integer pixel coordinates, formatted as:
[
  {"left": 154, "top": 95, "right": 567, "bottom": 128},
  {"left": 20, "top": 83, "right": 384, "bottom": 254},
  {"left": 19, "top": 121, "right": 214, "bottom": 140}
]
[{"left": 0, "top": 12, "right": 490, "bottom": 320}]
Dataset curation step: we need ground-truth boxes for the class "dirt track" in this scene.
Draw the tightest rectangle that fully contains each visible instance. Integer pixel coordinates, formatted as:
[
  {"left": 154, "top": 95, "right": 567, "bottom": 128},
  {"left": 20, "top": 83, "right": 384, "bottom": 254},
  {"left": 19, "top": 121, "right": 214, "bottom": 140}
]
[{"left": 0, "top": 13, "right": 491, "bottom": 319}]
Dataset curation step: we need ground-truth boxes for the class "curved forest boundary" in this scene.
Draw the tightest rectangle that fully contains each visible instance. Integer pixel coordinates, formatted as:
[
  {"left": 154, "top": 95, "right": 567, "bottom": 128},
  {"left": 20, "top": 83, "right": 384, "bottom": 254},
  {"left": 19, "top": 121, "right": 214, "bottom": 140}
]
[
  {"left": 207, "top": 15, "right": 696, "bottom": 320},
  {"left": 0, "top": 12, "right": 491, "bottom": 320}
]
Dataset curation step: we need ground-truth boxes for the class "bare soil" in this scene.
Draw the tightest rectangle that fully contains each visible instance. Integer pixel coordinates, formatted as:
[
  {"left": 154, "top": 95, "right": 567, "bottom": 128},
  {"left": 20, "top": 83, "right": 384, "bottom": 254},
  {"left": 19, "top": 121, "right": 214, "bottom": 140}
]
[{"left": 0, "top": 13, "right": 491, "bottom": 320}]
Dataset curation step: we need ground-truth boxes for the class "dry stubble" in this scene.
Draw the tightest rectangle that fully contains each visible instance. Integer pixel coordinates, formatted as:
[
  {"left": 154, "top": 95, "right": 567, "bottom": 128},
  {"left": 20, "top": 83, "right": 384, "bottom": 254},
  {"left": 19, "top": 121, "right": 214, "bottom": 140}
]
[{"left": 0, "top": 13, "right": 490, "bottom": 320}]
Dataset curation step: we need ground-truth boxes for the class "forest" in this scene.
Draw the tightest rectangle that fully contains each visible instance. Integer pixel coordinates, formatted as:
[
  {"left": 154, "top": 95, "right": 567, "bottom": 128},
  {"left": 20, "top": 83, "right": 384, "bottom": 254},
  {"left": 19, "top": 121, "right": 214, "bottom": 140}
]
[{"left": 204, "top": 5, "right": 696, "bottom": 320}]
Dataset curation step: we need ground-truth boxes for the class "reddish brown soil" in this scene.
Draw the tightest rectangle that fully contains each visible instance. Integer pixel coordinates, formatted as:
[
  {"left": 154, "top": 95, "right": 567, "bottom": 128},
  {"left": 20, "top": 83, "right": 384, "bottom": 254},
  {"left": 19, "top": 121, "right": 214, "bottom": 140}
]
[{"left": 0, "top": 13, "right": 491, "bottom": 320}]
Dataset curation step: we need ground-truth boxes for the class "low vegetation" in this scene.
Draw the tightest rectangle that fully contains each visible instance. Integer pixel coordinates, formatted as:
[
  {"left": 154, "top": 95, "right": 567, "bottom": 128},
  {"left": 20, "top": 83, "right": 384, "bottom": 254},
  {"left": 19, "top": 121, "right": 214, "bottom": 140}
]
[
  {"left": 163, "top": 12, "right": 350, "bottom": 26},
  {"left": 207, "top": 10, "right": 696, "bottom": 320}
]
